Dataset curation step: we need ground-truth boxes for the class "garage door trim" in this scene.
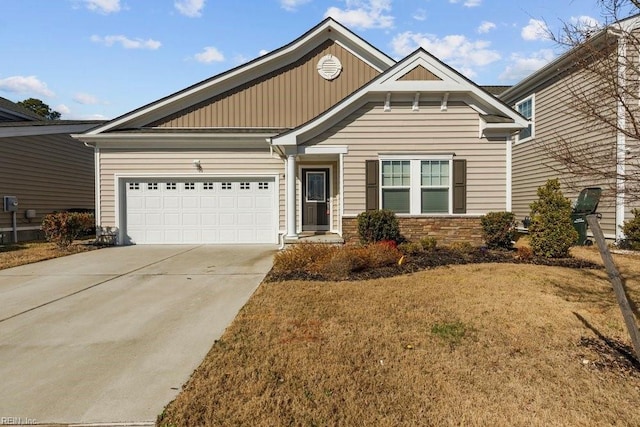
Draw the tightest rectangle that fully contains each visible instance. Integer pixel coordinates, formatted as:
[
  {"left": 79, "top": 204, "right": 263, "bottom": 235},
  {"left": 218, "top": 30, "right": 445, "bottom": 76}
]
[{"left": 115, "top": 173, "right": 280, "bottom": 244}]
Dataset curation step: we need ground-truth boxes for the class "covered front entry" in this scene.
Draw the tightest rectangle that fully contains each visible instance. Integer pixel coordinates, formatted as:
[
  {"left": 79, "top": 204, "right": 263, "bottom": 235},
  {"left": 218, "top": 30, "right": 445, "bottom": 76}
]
[
  {"left": 302, "top": 168, "right": 330, "bottom": 231},
  {"left": 123, "top": 177, "right": 278, "bottom": 244}
]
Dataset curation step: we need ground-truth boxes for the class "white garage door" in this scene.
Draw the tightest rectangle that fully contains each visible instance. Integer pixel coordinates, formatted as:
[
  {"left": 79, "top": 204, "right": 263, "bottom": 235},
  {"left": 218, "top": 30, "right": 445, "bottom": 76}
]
[{"left": 124, "top": 178, "right": 277, "bottom": 244}]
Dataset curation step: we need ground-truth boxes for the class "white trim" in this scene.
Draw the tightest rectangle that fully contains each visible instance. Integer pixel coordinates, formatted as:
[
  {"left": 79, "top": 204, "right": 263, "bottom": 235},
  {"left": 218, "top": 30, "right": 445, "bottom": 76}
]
[
  {"left": 379, "top": 158, "right": 453, "bottom": 215},
  {"left": 272, "top": 50, "right": 528, "bottom": 146},
  {"left": 298, "top": 145, "right": 348, "bottom": 154},
  {"left": 339, "top": 153, "right": 344, "bottom": 236},
  {"left": 286, "top": 155, "right": 298, "bottom": 238},
  {"left": 514, "top": 94, "right": 535, "bottom": 144},
  {"left": 379, "top": 153, "right": 454, "bottom": 161},
  {"left": 95, "top": 148, "right": 101, "bottom": 229},
  {"left": 616, "top": 36, "right": 627, "bottom": 240},
  {"left": 83, "top": 19, "right": 394, "bottom": 135},
  {"left": 115, "top": 173, "right": 280, "bottom": 245},
  {"left": 298, "top": 164, "right": 335, "bottom": 233},
  {"left": 506, "top": 136, "right": 512, "bottom": 212}
]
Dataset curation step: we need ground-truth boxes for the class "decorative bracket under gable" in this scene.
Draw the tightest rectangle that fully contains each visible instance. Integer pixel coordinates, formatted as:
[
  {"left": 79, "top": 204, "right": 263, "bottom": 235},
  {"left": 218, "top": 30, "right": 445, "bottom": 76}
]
[
  {"left": 441, "top": 92, "right": 449, "bottom": 111},
  {"left": 384, "top": 92, "right": 391, "bottom": 112},
  {"left": 412, "top": 92, "right": 420, "bottom": 111}
]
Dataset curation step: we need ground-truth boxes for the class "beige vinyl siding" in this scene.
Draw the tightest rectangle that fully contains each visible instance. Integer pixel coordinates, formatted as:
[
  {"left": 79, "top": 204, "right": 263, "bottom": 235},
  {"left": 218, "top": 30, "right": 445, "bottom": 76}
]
[
  {"left": 510, "top": 65, "right": 618, "bottom": 236},
  {"left": 398, "top": 65, "right": 441, "bottom": 81},
  {"left": 153, "top": 41, "right": 380, "bottom": 129},
  {"left": 98, "top": 148, "right": 285, "bottom": 231},
  {"left": 0, "top": 134, "right": 94, "bottom": 231},
  {"left": 305, "top": 102, "right": 508, "bottom": 215}
]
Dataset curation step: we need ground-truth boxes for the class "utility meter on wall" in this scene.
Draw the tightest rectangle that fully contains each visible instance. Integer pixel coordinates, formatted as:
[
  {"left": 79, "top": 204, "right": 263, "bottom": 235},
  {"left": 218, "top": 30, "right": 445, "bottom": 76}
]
[{"left": 3, "top": 196, "right": 18, "bottom": 212}]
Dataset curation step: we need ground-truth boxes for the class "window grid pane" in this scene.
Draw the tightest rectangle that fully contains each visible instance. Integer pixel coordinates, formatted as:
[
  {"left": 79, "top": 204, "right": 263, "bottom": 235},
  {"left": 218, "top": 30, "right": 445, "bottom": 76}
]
[
  {"left": 382, "top": 160, "right": 410, "bottom": 188},
  {"left": 421, "top": 160, "right": 449, "bottom": 187}
]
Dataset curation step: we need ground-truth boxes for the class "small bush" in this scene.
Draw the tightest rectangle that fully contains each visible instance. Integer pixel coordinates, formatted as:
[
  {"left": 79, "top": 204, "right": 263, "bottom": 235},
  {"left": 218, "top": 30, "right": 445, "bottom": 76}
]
[
  {"left": 448, "top": 241, "right": 474, "bottom": 254},
  {"left": 619, "top": 208, "right": 640, "bottom": 250},
  {"left": 398, "top": 237, "right": 437, "bottom": 256},
  {"left": 272, "top": 243, "right": 337, "bottom": 275},
  {"left": 321, "top": 247, "right": 369, "bottom": 280},
  {"left": 356, "top": 210, "right": 401, "bottom": 244},
  {"left": 516, "top": 246, "right": 533, "bottom": 260},
  {"left": 480, "top": 211, "right": 516, "bottom": 249},
  {"left": 529, "top": 179, "right": 578, "bottom": 258},
  {"left": 41, "top": 212, "right": 94, "bottom": 249}
]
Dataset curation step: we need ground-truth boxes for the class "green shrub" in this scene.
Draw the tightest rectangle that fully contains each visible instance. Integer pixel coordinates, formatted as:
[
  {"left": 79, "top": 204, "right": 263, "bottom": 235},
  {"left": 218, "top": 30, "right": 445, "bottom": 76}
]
[
  {"left": 620, "top": 208, "right": 640, "bottom": 250},
  {"left": 448, "top": 241, "right": 474, "bottom": 254},
  {"left": 41, "top": 212, "right": 94, "bottom": 249},
  {"left": 398, "top": 237, "right": 437, "bottom": 256},
  {"left": 356, "top": 210, "right": 401, "bottom": 244},
  {"left": 528, "top": 179, "right": 578, "bottom": 258},
  {"left": 480, "top": 211, "right": 516, "bottom": 249}
]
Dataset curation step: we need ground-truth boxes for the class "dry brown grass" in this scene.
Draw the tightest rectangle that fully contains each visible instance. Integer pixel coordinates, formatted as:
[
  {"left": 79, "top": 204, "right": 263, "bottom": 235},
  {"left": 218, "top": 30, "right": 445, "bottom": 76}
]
[
  {"left": 159, "top": 247, "right": 640, "bottom": 426},
  {"left": 0, "top": 240, "right": 96, "bottom": 270}
]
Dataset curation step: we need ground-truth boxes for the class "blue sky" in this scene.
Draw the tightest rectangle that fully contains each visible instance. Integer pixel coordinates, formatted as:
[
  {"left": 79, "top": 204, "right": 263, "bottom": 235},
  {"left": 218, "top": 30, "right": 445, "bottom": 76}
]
[{"left": 0, "top": 0, "right": 608, "bottom": 120}]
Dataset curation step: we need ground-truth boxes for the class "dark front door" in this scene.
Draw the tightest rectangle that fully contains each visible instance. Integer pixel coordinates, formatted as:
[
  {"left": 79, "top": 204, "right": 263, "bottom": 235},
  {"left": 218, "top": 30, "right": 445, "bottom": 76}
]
[{"left": 302, "top": 168, "right": 329, "bottom": 231}]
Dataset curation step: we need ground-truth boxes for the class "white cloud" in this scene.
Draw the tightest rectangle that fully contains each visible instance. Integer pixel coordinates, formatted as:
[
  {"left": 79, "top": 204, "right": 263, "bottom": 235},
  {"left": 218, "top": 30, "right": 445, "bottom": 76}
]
[
  {"left": 324, "top": 0, "right": 394, "bottom": 30},
  {"left": 91, "top": 35, "right": 161, "bottom": 50},
  {"left": 55, "top": 104, "right": 71, "bottom": 116},
  {"left": 73, "top": 92, "right": 100, "bottom": 105},
  {"left": 449, "top": 0, "right": 481, "bottom": 7},
  {"left": 83, "top": 0, "right": 121, "bottom": 14},
  {"left": 391, "top": 31, "right": 501, "bottom": 78},
  {"left": 174, "top": 0, "right": 205, "bottom": 17},
  {"left": 280, "top": 0, "right": 311, "bottom": 11},
  {"left": 499, "top": 49, "right": 556, "bottom": 82},
  {"left": 259, "top": 49, "right": 269, "bottom": 56},
  {"left": 232, "top": 54, "right": 249, "bottom": 65},
  {"left": 571, "top": 15, "right": 601, "bottom": 34},
  {"left": 0, "top": 75, "right": 55, "bottom": 97},
  {"left": 521, "top": 18, "right": 550, "bottom": 41},
  {"left": 194, "top": 46, "right": 225, "bottom": 63},
  {"left": 477, "top": 21, "right": 496, "bottom": 34},
  {"left": 412, "top": 8, "right": 426, "bottom": 21}
]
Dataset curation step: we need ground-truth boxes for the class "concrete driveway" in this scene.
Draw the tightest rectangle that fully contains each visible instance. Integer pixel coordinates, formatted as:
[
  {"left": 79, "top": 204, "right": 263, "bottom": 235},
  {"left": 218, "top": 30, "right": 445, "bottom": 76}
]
[{"left": 0, "top": 244, "right": 275, "bottom": 425}]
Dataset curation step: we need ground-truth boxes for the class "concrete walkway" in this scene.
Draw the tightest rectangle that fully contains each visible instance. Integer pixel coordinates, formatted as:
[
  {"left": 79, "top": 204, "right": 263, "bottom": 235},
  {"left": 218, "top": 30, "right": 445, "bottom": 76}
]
[{"left": 0, "top": 245, "right": 275, "bottom": 425}]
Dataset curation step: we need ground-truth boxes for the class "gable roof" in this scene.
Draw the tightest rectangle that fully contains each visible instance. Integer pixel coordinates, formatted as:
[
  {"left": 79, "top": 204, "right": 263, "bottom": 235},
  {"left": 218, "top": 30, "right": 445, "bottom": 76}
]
[
  {"left": 501, "top": 13, "right": 640, "bottom": 103},
  {"left": 0, "top": 96, "right": 45, "bottom": 121},
  {"left": 271, "top": 47, "right": 528, "bottom": 146},
  {"left": 83, "top": 18, "right": 395, "bottom": 137}
]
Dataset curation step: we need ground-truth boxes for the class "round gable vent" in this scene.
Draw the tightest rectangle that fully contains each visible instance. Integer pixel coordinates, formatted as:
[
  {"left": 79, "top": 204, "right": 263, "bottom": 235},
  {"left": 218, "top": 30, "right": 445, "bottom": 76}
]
[{"left": 317, "top": 54, "right": 342, "bottom": 80}]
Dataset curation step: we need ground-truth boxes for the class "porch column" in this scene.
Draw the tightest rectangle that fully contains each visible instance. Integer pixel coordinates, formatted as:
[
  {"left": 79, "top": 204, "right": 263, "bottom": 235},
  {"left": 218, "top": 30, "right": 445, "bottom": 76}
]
[{"left": 286, "top": 154, "right": 298, "bottom": 239}]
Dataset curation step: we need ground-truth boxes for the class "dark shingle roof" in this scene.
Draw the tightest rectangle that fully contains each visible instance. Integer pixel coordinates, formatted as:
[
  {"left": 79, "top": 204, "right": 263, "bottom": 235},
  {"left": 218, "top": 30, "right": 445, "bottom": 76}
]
[
  {"left": 0, "top": 96, "right": 46, "bottom": 121},
  {"left": 481, "top": 86, "right": 512, "bottom": 96}
]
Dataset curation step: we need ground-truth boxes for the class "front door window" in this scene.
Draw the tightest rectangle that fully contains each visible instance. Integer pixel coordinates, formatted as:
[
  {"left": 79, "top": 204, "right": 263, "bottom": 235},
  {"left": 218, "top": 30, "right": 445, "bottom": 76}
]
[{"left": 306, "top": 172, "right": 326, "bottom": 202}]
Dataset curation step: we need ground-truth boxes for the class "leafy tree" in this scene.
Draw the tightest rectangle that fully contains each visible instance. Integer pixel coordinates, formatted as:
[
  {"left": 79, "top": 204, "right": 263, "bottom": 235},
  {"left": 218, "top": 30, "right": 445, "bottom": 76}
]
[
  {"left": 17, "top": 98, "right": 61, "bottom": 120},
  {"left": 529, "top": 179, "right": 578, "bottom": 258}
]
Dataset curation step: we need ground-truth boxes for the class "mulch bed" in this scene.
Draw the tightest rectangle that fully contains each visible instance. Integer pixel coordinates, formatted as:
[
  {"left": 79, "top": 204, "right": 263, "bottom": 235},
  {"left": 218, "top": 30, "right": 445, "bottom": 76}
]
[
  {"left": 578, "top": 336, "right": 640, "bottom": 379},
  {"left": 265, "top": 247, "right": 601, "bottom": 282}
]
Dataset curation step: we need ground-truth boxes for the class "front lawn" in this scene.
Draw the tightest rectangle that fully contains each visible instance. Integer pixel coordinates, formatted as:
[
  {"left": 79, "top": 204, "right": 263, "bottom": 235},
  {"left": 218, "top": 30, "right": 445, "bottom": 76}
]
[
  {"left": 0, "top": 240, "right": 97, "bottom": 270},
  {"left": 159, "top": 247, "right": 640, "bottom": 426}
]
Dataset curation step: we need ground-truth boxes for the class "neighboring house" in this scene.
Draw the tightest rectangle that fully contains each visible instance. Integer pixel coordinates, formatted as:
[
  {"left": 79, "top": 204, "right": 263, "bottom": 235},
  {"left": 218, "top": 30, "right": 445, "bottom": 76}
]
[
  {"left": 501, "top": 15, "right": 640, "bottom": 240},
  {"left": 0, "top": 97, "right": 102, "bottom": 242},
  {"left": 75, "top": 19, "right": 526, "bottom": 246}
]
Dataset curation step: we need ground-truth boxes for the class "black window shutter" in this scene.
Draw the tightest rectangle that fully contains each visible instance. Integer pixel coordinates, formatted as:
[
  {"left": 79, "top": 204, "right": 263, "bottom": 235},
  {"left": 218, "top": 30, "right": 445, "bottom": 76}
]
[
  {"left": 452, "top": 159, "right": 467, "bottom": 214},
  {"left": 365, "top": 160, "right": 379, "bottom": 211}
]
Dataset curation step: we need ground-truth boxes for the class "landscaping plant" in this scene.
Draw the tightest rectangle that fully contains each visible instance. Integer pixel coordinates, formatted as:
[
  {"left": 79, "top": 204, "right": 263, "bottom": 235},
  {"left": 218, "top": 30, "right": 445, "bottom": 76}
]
[
  {"left": 41, "top": 212, "right": 94, "bottom": 249},
  {"left": 529, "top": 179, "right": 578, "bottom": 258},
  {"left": 356, "top": 209, "right": 401, "bottom": 244},
  {"left": 619, "top": 208, "right": 640, "bottom": 250},
  {"left": 480, "top": 211, "right": 516, "bottom": 249}
]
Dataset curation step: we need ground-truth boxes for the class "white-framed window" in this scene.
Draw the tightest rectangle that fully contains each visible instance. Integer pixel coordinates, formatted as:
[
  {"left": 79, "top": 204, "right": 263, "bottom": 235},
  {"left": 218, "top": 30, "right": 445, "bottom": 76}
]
[
  {"left": 381, "top": 157, "right": 453, "bottom": 215},
  {"left": 147, "top": 182, "right": 158, "bottom": 190},
  {"left": 184, "top": 182, "right": 195, "bottom": 190},
  {"left": 166, "top": 182, "right": 177, "bottom": 190},
  {"left": 203, "top": 182, "right": 215, "bottom": 190},
  {"left": 516, "top": 95, "right": 534, "bottom": 142}
]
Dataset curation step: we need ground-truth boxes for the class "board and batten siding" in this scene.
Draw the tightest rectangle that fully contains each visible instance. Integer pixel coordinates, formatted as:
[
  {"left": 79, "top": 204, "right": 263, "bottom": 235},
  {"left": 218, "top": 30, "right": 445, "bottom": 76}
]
[
  {"left": 151, "top": 40, "right": 380, "bottom": 130},
  {"left": 0, "top": 134, "right": 94, "bottom": 232},
  {"left": 304, "top": 102, "right": 509, "bottom": 215},
  {"left": 98, "top": 148, "right": 285, "bottom": 231},
  {"left": 510, "top": 66, "right": 618, "bottom": 236}
]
